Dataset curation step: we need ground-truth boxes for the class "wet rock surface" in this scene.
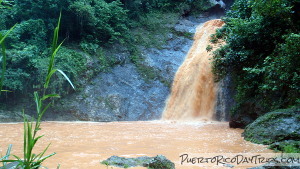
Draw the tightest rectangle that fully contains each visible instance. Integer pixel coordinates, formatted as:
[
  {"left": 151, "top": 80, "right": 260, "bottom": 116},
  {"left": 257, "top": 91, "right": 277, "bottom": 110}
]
[
  {"left": 243, "top": 108, "right": 300, "bottom": 145},
  {"left": 45, "top": 14, "right": 225, "bottom": 121},
  {"left": 101, "top": 155, "right": 175, "bottom": 169},
  {"left": 215, "top": 74, "right": 236, "bottom": 121},
  {"left": 52, "top": 64, "right": 169, "bottom": 121},
  {"left": 0, "top": 110, "right": 31, "bottom": 122},
  {"left": 243, "top": 107, "right": 300, "bottom": 154}
]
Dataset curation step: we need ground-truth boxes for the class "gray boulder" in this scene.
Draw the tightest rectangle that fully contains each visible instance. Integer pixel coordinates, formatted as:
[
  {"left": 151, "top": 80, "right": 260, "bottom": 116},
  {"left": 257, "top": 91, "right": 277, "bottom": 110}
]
[
  {"left": 243, "top": 107, "right": 300, "bottom": 145},
  {"left": 101, "top": 155, "right": 175, "bottom": 169}
]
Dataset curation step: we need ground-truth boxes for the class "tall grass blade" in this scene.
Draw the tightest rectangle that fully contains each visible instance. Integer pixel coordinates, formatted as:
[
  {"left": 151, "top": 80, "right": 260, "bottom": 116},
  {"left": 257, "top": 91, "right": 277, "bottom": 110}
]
[
  {"left": 0, "top": 24, "right": 15, "bottom": 93},
  {"left": 0, "top": 41, "right": 6, "bottom": 93},
  {"left": 3, "top": 144, "right": 12, "bottom": 165},
  {"left": 47, "top": 12, "right": 62, "bottom": 85},
  {"left": 57, "top": 69, "right": 75, "bottom": 89},
  {"left": 0, "top": 144, "right": 12, "bottom": 168},
  {"left": 36, "top": 143, "right": 53, "bottom": 162},
  {"left": 0, "top": 90, "right": 11, "bottom": 92},
  {"left": 34, "top": 92, "right": 41, "bottom": 115},
  {"left": 44, "top": 69, "right": 57, "bottom": 89},
  {"left": 2, "top": 13, "right": 74, "bottom": 169},
  {"left": 45, "top": 37, "right": 67, "bottom": 88},
  {"left": 41, "top": 94, "right": 60, "bottom": 101},
  {"left": 0, "top": 24, "right": 17, "bottom": 44},
  {"left": 39, "top": 152, "right": 56, "bottom": 163},
  {"left": 23, "top": 113, "right": 27, "bottom": 162},
  {"left": 38, "top": 103, "right": 51, "bottom": 122},
  {"left": 51, "top": 12, "right": 61, "bottom": 54}
]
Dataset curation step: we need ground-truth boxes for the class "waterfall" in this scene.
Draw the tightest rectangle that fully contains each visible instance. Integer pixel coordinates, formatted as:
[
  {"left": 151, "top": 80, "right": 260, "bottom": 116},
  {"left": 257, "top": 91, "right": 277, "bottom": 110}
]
[{"left": 162, "top": 19, "right": 224, "bottom": 120}]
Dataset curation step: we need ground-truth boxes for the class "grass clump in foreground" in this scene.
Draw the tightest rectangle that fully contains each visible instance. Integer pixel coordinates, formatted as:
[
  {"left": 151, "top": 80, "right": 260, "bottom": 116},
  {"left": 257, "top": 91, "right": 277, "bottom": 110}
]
[{"left": 0, "top": 13, "right": 74, "bottom": 169}]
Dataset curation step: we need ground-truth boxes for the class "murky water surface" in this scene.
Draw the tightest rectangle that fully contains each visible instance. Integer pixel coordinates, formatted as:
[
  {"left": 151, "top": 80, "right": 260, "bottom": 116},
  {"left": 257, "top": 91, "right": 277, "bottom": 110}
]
[{"left": 0, "top": 121, "right": 273, "bottom": 169}]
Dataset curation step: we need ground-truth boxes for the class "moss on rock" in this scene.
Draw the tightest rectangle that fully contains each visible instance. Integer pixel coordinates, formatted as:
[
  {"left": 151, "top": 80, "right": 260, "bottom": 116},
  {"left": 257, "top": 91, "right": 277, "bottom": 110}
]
[
  {"left": 101, "top": 155, "right": 175, "bottom": 169},
  {"left": 243, "top": 107, "right": 300, "bottom": 152}
]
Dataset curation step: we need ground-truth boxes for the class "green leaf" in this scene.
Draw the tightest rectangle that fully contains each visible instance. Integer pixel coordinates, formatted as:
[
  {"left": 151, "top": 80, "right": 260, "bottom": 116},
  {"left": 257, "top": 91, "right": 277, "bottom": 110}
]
[
  {"left": 0, "top": 24, "right": 17, "bottom": 44},
  {"left": 39, "top": 103, "right": 51, "bottom": 120},
  {"left": 34, "top": 92, "right": 42, "bottom": 115},
  {"left": 47, "top": 12, "right": 63, "bottom": 83},
  {"left": 12, "top": 155, "right": 22, "bottom": 161},
  {"left": 41, "top": 94, "right": 60, "bottom": 101},
  {"left": 44, "top": 69, "right": 57, "bottom": 89},
  {"left": 39, "top": 152, "right": 56, "bottom": 163},
  {"left": 0, "top": 160, "right": 18, "bottom": 163},
  {"left": 1, "top": 90, "right": 12, "bottom": 92},
  {"left": 57, "top": 69, "right": 75, "bottom": 89},
  {"left": 0, "top": 36, "right": 6, "bottom": 94},
  {"left": 36, "top": 143, "right": 54, "bottom": 162}
]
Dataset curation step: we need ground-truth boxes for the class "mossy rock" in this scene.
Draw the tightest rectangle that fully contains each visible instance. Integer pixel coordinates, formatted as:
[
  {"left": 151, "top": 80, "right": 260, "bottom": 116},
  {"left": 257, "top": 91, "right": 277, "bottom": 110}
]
[
  {"left": 269, "top": 140, "right": 300, "bottom": 153},
  {"left": 148, "top": 155, "right": 175, "bottom": 169},
  {"left": 101, "top": 155, "right": 175, "bottom": 169},
  {"left": 243, "top": 107, "right": 300, "bottom": 146}
]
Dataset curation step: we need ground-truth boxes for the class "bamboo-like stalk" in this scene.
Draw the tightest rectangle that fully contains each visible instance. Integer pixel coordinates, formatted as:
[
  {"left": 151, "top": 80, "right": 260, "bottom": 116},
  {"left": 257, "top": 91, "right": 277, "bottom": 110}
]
[{"left": 1, "top": 13, "right": 75, "bottom": 169}]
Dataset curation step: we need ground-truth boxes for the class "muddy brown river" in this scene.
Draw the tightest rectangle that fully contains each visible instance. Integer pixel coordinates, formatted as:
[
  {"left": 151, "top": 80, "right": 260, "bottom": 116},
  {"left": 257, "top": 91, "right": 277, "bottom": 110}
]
[{"left": 0, "top": 121, "right": 273, "bottom": 169}]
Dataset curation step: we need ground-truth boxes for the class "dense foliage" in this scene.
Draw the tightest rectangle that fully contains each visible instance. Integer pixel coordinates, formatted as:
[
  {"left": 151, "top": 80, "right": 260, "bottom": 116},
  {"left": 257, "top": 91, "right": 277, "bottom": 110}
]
[
  {"left": 212, "top": 0, "right": 300, "bottom": 117},
  {"left": 0, "top": 0, "right": 213, "bottom": 102},
  {"left": 1, "top": 0, "right": 212, "bottom": 43}
]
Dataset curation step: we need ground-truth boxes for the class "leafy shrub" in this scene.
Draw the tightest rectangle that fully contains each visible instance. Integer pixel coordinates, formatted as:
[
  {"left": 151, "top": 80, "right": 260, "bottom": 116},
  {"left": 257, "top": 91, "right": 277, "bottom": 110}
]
[
  {"left": 206, "top": 45, "right": 213, "bottom": 52},
  {"left": 69, "top": 0, "right": 129, "bottom": 43},
  {"left": 2, "top": 45, "right": 88, "bottom": 98},
  {"left": 4, "top": 45, "right": 41, "bottom": 92},
  {"left": 212, "top": 0, "right": 300, "bottom": 116},
  {"left": 97, "top": 47, "right": 117, "bottom": 72},
  {"left": 120, "top": 0, "right": 212, "bottom": 17},
  {"left": 80, "top": 41, "right": 99, "bottom": 55},
  {"left": 130, "top": 11, "right": 178, "bottom": 49}
]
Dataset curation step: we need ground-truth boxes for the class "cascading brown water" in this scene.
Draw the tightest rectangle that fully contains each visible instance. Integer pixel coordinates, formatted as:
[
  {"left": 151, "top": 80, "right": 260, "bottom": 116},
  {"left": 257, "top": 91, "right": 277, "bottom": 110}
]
[{"left": 163, "top": 19, "right": 224, "bottom": 120}]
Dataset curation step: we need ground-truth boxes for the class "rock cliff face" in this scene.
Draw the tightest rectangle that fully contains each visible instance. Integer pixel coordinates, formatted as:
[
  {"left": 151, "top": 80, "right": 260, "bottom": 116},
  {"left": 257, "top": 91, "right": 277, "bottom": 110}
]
[
  {"left": 49, "top": 13, "right": 231, "bottom": 121},
  {"left": 53, "top": 64, "right": 170, "bottom": 121},
  {"left": 215, "top": 74, "right": 236, "bottom": 121},
  {"left": 47, "top": 19, "right": 197, "bottom": 121}
]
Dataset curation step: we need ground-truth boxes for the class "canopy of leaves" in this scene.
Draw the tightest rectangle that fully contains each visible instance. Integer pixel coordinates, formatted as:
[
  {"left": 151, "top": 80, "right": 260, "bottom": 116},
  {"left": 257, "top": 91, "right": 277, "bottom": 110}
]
[{"left": 212, "top": 0, "right": 300, "bottom": 116}]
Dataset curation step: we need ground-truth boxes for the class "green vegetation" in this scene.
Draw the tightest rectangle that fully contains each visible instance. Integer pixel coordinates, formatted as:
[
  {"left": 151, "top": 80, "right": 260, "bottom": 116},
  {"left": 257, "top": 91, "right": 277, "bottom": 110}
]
[
  {"left": 212, "top": 0, "right": 300, "bottom": 118},
  {"left": 269, "top": 140, "right": 300, "bottom": 153},
  {"left": 0, "top": 23, "right": 16, "bottom": 93},
  {"left": 0, "top": 13, "right": 74, "bottom": 168},
  {"left": 0, "top": 0, "right": 214, "bottom": 104},
  {"left": 0, "top": 144, "right": 12, "bottom": 167},
  {"left": 206, "top": 45, "right": 213, "bottom": 52}
]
